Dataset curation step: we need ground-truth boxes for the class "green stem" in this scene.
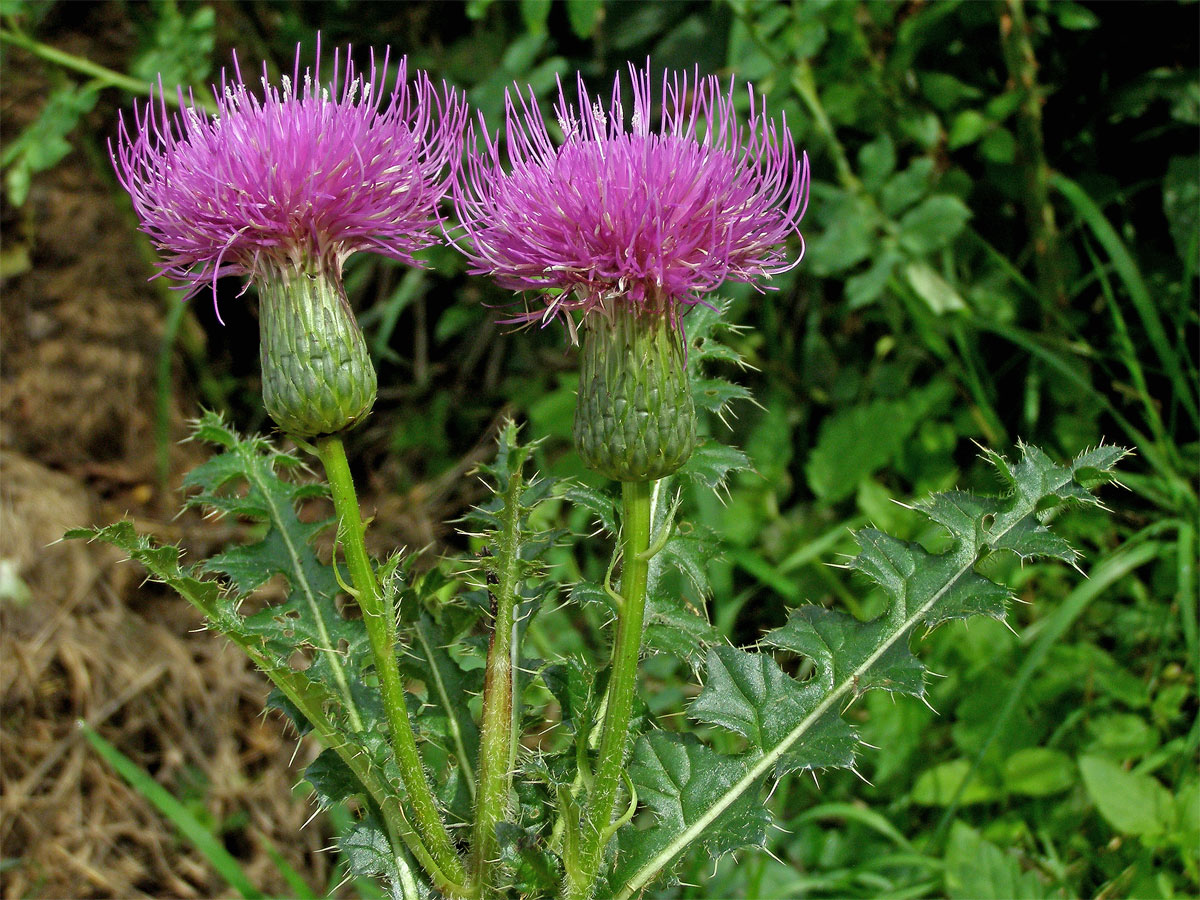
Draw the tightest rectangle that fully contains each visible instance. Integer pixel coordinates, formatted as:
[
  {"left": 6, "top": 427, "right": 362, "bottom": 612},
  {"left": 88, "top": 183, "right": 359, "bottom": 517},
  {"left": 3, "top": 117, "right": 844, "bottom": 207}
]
[
  {"left": 315, "top": 435, "right": 468, "bottom": 894},
  {"left": 467, "top": 469, "right": 525, "bottom": 896},
  {"left": 565, "top": 479, "right": 654, "bottom": 900},
  {"left": 0, "top": 26, "right": 218, "bottom": 113},
  {"left": 234, "top": 635, "right": 448, "bottom": 894}
]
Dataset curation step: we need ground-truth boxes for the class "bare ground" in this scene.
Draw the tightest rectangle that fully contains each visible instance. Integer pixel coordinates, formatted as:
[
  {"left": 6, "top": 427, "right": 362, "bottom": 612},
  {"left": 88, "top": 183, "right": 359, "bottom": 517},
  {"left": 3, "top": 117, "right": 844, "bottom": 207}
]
[{"left": 1, "top": 18, "right": 344, "bottom": 900}]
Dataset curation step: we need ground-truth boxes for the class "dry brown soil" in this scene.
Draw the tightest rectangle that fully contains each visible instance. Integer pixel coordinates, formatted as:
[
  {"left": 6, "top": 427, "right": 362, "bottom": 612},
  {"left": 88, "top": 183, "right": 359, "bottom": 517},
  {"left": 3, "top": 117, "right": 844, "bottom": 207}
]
[{"left": 1, "top": 13, "right": 369, "bottom": 899}]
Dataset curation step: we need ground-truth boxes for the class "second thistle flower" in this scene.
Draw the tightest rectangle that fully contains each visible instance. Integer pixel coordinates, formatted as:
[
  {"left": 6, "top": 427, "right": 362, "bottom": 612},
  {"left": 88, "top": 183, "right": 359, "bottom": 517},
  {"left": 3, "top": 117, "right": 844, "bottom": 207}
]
[{"left": 454, "top": 63, "right": 809, "bottom": 481}]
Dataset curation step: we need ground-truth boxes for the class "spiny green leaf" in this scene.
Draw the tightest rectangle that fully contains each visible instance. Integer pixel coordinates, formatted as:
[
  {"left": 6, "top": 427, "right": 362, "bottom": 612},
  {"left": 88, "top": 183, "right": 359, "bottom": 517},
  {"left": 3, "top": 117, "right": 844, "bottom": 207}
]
[
  {"left": 401, "top": 613, "right": 483, "bottom": 789},
  {"left": 304, "top": 748, "right": 365, "bottom": 808},
  {"left": 496, "top": 822, "right": 561, "bottom": 898},
  {"left": 766, "top": 605, "right": 928, "bottom": 699},
  {"left": 679, "top": 440, "right": 751, "bottom": 490},
  {"left": 541, "top": 656, "right": 604, "bottom": 742},
  {"left": 562, "top": 483, "right": 618, "bottom": 535},
  {"left": 689, "top": 645, "right": 857, "bottom": 776},
  {"left": 65, "top": 521, "right": 227, "bottom": 621},
  {"left": 610, "top": 442, "right": 1127, "bottom": 897},
  {"left": 641, "top": 591, "right": 719, "bottom": 671},
  {"left": 186, "top": 413, "right": 373, "bottom": 730},
  {"left": 607, "top": 732, "right": 768, "bottom": 892},
  {"left": 339, "top": 814, "right": 414, "bottom": 900}
]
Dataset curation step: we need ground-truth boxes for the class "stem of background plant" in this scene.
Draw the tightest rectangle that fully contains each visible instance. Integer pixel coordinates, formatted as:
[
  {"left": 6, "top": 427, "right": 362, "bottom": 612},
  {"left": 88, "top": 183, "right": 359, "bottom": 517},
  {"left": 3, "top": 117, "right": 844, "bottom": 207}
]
[
  {"left": 999, "top": 0, "right": 1068, "bottom": 314},
  {"left": 0, "top": 26, "right": 220, "bottom": 114},
  {"left": 315, "top": 435, "right": 468, "bottom": 893},
  {"left": 565, "top": 479, "right": 654, "bottom": 900},
  {"left": 466, "top": 466, "right": 525, "bottom": 896}
]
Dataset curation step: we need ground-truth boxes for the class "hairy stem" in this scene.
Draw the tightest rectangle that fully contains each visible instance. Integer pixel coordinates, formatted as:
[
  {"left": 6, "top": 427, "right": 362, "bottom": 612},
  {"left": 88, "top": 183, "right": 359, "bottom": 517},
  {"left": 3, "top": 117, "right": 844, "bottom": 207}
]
[
  {"left": 316, "top": 435, "right": 468, "bottom": 893},
  {"left": 565, "top": 479, "right": 654, "bottom": 900},
  {"left": 467, "top": 469, "right": 524, "bottom": 896}
]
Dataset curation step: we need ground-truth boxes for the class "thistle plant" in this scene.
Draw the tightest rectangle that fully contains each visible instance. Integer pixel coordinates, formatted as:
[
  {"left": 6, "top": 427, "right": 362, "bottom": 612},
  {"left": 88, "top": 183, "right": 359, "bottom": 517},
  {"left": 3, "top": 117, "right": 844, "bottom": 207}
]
[
  {"left": 453, "top": 62, "right": 812, "bottom": 898},
  {"left": 111, "top": 41, "right": 471, "bottom": 891},
  {"left": 73, "top": 49, "right": 1130, "bottom": 900}
]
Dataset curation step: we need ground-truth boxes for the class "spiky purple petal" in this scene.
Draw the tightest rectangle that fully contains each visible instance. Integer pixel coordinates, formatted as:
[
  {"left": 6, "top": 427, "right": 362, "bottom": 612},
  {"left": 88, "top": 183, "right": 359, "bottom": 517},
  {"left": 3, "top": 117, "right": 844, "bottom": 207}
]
[
  {"left": 113, "top": 41, "right": 466, "bottom": 300},
  {"left": 452, "top": 62, "right": 809, "bottom": 324}
]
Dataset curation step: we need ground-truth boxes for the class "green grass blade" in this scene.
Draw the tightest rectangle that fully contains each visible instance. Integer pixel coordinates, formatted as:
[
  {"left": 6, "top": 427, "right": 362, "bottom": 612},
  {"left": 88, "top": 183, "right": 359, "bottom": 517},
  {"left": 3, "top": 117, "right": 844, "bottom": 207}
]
[
  {"left": 260, "top": 837, "right": 319, "bottom": 900},
  {"left": 1051, "top": 172, "right": 1199, "bottom": 426},
  {"left": 79, "top": 722, "right": 266, "bottom": 900}
]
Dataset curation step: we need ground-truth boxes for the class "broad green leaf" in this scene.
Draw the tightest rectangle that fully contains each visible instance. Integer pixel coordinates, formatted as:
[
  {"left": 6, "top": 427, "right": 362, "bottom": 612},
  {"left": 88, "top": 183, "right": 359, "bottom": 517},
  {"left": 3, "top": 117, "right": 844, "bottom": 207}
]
[
  {"left": 899, "top": 195, "right": 972, "bottom": 255},
  {"left": 805, "top": 188, "right": 880, "bottom": 275},
  {"left": 881, "top": 157, "right": 935, "bottom": 217},
  {"left": 912, "top": 758, "right": 999, "bottom": 806},
  {"left": 520, "top": 0, "right": 551, "bottom": 34},
  {"left": 129, "top": 3, "right": 214, "bottom": 88},
  {"left": 1079, "top": 754, "right": 1177, "bottom": 838},
  {"left": 905, "top": 260, "right": 967, "bottom": 314},
  {"left": 845, "top": 249, "right": 901, "bottom": 309},
  {"left": 805, "top": 381, "right": 954, "bottom": 501},
  {"left": 858, "top": 133, "right": 897, "bottom": 190},
  {"left": 948, "top": 109, "right": 988, "bottom": 149},
  {"left": 1003, "top": 747, "right": 1075, "bottom": 797},
  {"left": 1164, "top": 155, "right": 1200, "bottom": 264},
  {"left": 565, "top": 0, "right": 603, "bottom": 38},
  {"left": 944, "top": 822, "right": 1050, "bottom": 899},
  {"left": 2, "top": 84, "right": 98, "bottom": 206}
]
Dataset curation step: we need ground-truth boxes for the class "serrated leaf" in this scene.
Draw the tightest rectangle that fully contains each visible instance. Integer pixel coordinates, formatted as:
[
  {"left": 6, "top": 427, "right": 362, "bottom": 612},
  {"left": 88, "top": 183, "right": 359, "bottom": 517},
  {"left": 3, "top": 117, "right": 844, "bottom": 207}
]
[
  {"left": 340, "top": 815, "right": 418, "bottom": 900},
  {"left": 641, "top": 591, "right": 719, "bottom": 670},
  {"left": 541, "top": 655, "right": 605, "bottom": 743},
  {"left": 689, "top": 646, "right": 857, "bottom": 776},
  {"left": 606, "top": 732, "right": 768, "bottom": 892},
  {"left": 304, "top": 748, "right": 364, "bottom": 808},
  {"left": 765, "top": 604, "right": 929, "bottom": 699},
  {"left": 679, "top": 440, "right": 751, "bottom": 490},
  {"left": 944, "top": 822, "right": 1050, "bottom": 899},
  {"left": 496, "top": 822, "right": 562, "bottom": 898},
  {"left": 691, "top": 377, "right": 752, "bottom": 414},
  {"left": 563, "top": 483, "right": 618, "bottom": 535},
  {"left": 183, "top": 413, "right": 372, "bottom": 731},
  {"left": 612, "top": 443, "right": 1126, "bottom": 898}
]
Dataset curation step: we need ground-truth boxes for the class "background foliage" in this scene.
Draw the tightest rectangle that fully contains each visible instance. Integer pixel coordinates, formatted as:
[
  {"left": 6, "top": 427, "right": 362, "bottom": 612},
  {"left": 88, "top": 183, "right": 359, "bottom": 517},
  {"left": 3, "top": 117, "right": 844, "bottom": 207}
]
[{"left": 1, "top": 1, "right": 1196, "bottom": 898}]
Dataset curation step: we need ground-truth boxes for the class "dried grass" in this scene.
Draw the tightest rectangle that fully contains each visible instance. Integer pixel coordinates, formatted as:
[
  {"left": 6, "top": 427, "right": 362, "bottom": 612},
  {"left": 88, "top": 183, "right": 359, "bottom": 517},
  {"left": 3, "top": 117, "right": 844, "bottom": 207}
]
[{"left": 1, "top": 34, "right": 343, "bottom": 896}]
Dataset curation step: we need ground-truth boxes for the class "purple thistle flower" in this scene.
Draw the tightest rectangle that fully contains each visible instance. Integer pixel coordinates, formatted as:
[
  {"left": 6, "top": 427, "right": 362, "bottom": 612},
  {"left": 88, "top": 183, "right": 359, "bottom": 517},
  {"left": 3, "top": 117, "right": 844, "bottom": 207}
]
[
  {"left": 452, "top": 61, "right": 809, "bottom": 328},
  {"left": 114, "top": 40, "right": 466, "bottom": 309}
]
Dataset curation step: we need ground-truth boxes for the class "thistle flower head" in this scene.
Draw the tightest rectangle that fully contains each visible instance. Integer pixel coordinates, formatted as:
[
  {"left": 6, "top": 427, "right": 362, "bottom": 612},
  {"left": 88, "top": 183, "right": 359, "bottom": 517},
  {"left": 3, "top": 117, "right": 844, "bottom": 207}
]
[
  {"left": 453, "top": 61, "right": 809, "bottom": 329},
  {"left": 114, "top": 40, "right": 466, "bottom": 304}
]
